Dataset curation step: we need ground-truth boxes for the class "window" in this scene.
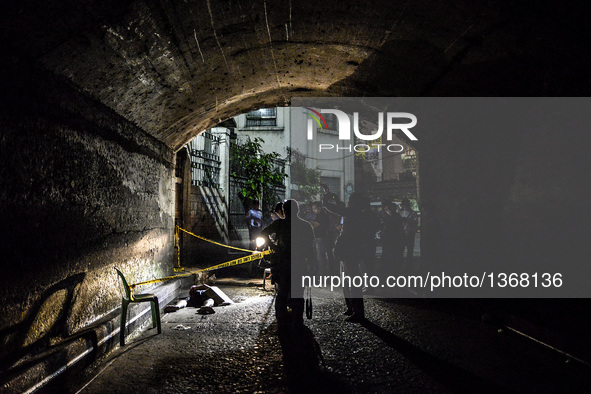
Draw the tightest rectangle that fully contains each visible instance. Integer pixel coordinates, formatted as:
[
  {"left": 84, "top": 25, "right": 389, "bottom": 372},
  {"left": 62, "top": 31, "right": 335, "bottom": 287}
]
[
  {"left": 320, "top": 176, "right": 341, "bottom": 198},
  {"left": 402, "top": 147, "right": 417, "bottom": 178},
  {"left": 324, "top": 113, "right": 338, "bottom": 131},
  {"left": 314, "top": 112, "right": 338, "bottom": 136},
  {"left": 245, "top": 108, "right": 277, "bottom": 127}
]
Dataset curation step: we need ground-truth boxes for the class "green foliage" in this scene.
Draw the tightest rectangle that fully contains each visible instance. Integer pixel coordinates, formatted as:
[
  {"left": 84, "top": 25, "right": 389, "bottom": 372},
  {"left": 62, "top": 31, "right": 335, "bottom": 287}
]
[
  {"left": 290, "top": 159, "right": 321, "bottom": 202},
  {"left": 230, "top": 137, "right": 287, "bottom": 207}
]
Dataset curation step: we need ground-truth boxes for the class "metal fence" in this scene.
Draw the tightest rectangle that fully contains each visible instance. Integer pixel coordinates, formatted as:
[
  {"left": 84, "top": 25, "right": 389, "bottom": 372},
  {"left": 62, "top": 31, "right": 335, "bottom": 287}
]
[
  {"left": 189, "top": 131, "right": 221, "bottom": 188},
  {"left": 228, "top": 175, "right": 248, "bottom": 231}
]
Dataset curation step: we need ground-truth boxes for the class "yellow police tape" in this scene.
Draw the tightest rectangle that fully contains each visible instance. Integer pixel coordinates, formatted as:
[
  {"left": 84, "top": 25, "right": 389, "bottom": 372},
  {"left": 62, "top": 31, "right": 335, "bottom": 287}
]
[
  {"left": 174, "top": 226, "right": 181, "bottom": 271},
  {"left": 129, "top": 249, "right": 273, "bottom": 290},
  {"left": 176, "top": 226, "right": 254, "bottom": 253}
]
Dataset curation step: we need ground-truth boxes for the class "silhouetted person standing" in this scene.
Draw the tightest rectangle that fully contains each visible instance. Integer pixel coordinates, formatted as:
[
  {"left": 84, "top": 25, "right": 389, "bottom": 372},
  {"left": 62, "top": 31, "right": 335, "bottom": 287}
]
[
  {"left": 325, "top": 192, "right": 377, "bottom": 322},
  {"left": 260, "top": 200, "right": 316, "bottom": 330},
  {"left": 419, "top": 201, "right": 441, "bottom": 272},
  {"left": 310, "top": 201, "right": 331, "bottom": 276},
  {"left": 381, "top": 200, "right": 404, "bottom": 277},
  {"left": 400, "top": 198, "right": 419, "bottom": 273}
]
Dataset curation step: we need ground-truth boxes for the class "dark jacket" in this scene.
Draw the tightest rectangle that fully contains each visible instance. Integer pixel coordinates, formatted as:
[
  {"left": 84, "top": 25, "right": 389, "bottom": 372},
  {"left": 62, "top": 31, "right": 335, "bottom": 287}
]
[
  {"left": 260, "top": 215, "right": 316, "bottom": 276},
  {"left": 325, "top": 201, "right": 379, "bottom": 261}
]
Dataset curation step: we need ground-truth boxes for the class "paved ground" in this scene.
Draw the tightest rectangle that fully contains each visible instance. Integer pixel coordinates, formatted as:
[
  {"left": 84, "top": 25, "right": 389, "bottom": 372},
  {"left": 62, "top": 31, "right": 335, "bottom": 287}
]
[{"left": 75, "top": 283, "right": 591, "bottom": 393}]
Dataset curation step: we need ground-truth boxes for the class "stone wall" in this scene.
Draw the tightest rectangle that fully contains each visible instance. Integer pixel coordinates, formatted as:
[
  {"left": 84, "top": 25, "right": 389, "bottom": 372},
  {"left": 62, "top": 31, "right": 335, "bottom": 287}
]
[
  {"left": 178, "top": 184, "right": 230, "bottom": 269},
  {"left": 0, "top": 53, "right": 175, "bottom": 368},
  {"left": 418, "top": 105, "right": 591, "bottom": 277}
]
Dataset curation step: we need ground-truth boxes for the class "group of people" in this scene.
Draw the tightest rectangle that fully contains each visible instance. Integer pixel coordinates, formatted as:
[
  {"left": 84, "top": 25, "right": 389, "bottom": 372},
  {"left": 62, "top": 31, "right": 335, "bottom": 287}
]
[
  {"left": 247, "top": 194, "right": 419, "bottom": 329},
  {"left": 379, "top": 199, "right": 420, "bottom": 277}
]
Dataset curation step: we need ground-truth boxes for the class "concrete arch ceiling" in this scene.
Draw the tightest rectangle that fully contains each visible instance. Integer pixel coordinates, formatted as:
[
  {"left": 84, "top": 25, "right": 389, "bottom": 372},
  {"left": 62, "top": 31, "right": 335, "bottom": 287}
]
[{"left": 3, "top": 0, "right": 588, "bottom": 151}]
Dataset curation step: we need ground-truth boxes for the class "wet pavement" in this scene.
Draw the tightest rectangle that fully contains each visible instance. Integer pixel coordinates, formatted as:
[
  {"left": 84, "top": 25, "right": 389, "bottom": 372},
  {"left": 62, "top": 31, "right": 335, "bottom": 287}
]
[{"left": 75, "top": 283, "right": 591, "bottom": 393}]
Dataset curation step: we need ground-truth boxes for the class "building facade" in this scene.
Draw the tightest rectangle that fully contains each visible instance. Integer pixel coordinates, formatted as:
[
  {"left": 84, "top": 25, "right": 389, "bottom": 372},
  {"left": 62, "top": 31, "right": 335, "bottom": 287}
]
[{"left": 179, "top": 106, "right": 358, "bottom": 250}]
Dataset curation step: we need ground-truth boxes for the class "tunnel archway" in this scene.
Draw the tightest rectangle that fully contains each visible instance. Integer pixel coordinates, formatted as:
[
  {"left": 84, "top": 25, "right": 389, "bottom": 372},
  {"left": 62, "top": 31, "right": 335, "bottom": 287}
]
[{"left": 6, "top": 0, "right": 589, "bottom": 150}]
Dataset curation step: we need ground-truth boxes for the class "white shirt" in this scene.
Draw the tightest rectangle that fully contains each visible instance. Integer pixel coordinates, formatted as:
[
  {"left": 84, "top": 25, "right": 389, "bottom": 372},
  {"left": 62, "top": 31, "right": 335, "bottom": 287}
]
[{"left": 247, "top": 209, "right": 262, "bottom": 227}]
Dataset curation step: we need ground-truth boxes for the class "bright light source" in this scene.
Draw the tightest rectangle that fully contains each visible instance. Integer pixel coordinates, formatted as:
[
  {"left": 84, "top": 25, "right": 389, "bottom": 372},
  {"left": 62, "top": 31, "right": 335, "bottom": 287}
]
[{"left": 255, "top": 237, "right": 266, "bottom": 248}]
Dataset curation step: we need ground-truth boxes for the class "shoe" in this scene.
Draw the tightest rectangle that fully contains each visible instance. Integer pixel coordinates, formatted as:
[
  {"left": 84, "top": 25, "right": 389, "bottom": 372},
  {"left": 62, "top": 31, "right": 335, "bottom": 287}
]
[
  {"left": 197, "top": 306, "right": 215, "bottom": 315},
  {"left": 345, "top": 313, "right": 365, "bottom": 323},
  {"left": 343, "top": 309, "right": 353, "bottom": 316}
]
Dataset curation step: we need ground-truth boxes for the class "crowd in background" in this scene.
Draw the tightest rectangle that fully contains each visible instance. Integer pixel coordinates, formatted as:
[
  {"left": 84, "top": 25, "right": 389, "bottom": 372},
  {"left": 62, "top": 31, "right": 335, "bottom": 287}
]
[{"left": 251, "top": 191, "right": 422, "bottom": 325}]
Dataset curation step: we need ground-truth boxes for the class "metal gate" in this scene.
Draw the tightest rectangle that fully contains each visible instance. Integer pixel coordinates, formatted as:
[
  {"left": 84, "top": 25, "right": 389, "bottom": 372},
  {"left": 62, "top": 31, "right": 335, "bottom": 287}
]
[{"left": 228, "top": 175, "right": 248, "bottom": 234}]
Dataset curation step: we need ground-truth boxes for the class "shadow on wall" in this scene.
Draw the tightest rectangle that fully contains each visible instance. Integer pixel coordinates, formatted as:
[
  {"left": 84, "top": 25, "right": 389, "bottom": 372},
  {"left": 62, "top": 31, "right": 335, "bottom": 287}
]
[
  {"left": 0, "top": 273, "right": 93, "bottom": 379},
  {"left": 328, "top": 39, "right": 448, "bottom": 97}
]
